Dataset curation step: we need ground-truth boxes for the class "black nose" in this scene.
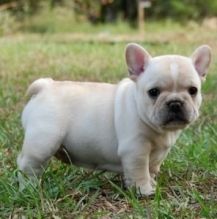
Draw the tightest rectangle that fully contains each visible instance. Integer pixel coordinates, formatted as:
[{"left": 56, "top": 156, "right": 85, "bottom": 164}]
[{"left": 167, "top": 100, "right": 183, "bottom": 113}]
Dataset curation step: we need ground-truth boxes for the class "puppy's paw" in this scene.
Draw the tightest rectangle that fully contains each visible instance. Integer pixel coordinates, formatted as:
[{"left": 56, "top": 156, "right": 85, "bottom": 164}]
[
  {"left": 17, "top": 171, "right": 40, "bottom": 191},
  {"left": 124, "top": 177, "right": 155, "bottom": 197},
  {"left": 136, "top": 182, "right": 156, "bottom": 197}
]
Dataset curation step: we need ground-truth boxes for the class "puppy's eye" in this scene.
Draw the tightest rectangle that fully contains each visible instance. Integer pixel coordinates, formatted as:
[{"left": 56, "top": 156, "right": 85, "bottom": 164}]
[
  {"left": 188, "top": 86, "right": 198, "bottom": 96},
  {"left": 148, "top": 88, "right": 160, "bottom": 98}
]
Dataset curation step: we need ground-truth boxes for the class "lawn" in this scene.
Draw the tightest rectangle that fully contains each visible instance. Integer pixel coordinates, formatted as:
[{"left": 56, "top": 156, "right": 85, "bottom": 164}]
[{"left": 0, "top": 22, "right": 217, "bottom": 218}]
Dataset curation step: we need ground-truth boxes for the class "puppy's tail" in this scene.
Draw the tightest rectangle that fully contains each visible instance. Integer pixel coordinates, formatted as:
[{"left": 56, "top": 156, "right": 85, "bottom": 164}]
[{"left": 27, "top": 78, "right": 53, "bottom": 97}]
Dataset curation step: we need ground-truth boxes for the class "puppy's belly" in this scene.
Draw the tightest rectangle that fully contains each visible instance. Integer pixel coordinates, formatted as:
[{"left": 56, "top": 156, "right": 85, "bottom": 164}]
[
  {"left": 55, "top": 136, "right": 122, "bottom": 172},
  {"left": 55, "top": 145, "right": 122, "bottom": 172}
]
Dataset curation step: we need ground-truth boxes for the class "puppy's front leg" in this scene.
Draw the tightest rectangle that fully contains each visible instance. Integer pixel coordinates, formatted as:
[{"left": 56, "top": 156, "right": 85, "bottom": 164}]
[
  {"left": 119, "top": 142, "right": 155, "bottom": 196},
  {"left": 149, "top": 147, "right": 171, "bottom": 182}
]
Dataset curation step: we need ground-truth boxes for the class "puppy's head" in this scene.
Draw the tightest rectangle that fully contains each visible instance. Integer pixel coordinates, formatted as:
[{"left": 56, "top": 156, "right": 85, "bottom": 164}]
[{"left": 125, "top": 43, "right": 211, "bottom": 131}]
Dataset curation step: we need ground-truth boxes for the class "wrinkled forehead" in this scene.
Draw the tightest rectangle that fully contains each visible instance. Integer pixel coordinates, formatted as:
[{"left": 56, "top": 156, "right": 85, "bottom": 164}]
[{"left": 139, "top": 55, "right": 201, "bottom": 90}]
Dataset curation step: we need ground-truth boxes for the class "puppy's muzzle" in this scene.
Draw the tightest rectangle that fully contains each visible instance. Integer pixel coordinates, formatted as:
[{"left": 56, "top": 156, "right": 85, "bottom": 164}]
[
  {"left": 164, "top": 100, "right": 188, "bottom": 125},
  {"left": 167, "top": 100, "right": 183, "bottom": 113}
]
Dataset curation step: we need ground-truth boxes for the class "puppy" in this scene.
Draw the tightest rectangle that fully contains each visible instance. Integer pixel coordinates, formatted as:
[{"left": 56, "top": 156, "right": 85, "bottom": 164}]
[{"left": 17, "top": 44, "right": 211, "bottom": 196}]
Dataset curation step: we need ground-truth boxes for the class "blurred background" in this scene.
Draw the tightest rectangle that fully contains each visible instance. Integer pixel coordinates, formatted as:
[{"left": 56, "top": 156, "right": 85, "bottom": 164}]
[{"left": 1, "top": 0, "right": 217, "bottom": 36}]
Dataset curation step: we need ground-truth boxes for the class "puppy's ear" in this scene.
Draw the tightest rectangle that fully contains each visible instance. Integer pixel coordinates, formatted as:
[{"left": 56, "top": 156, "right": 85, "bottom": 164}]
[
  {"left": 125, "top": 43, "right": 151, "bottom": 80},
  {"left": 191, "top": 45, "right": 211, "bottom": 80}
]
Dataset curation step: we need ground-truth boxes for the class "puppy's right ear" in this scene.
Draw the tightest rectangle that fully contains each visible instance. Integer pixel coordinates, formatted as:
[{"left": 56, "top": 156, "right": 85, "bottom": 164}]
[
  {"left": 191, "top": 45, "right": 211, "bottom": 80},
  {"left": 125, "top": 43, "right": 151, "bottom": 80}
]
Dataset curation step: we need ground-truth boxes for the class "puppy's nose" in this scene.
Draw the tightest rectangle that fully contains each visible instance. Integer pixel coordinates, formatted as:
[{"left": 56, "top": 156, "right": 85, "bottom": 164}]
[{"left": 167, "top": 100, "right": 183, "bottom": 113}]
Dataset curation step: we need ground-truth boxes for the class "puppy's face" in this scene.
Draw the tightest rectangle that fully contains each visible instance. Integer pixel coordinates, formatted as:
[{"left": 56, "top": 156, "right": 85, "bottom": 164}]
[
  {"left": 137, "top": 57, "right": 202, "bottom": 130},
  {"left": 126, "top": 44, "right": 211, "bottom": 131}
]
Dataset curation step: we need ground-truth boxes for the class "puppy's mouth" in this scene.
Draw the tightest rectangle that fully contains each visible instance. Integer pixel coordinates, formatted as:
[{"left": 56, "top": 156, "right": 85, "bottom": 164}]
[{"left": 162, "top": 113, "right": 189, "bottom": 129}]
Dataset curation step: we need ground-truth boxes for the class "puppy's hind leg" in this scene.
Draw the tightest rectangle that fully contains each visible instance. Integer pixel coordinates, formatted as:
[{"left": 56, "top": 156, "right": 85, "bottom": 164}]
[{"left": 17, "top": 127, "right": 64, "bottom": 190}]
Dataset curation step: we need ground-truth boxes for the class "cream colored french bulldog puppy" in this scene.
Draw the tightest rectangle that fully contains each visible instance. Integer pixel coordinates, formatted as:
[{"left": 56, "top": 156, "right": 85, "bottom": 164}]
[{"left": 17, "top": 44, "right": 211, "bottom": 196}]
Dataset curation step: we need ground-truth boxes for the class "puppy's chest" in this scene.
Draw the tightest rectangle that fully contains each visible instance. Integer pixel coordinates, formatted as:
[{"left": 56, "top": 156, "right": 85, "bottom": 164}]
[
  {"left": 149, "top": 133, "right": 179, "bottom": 166},
  {"left": 151, "top": 132, "right": 179, "bottom": 149}
]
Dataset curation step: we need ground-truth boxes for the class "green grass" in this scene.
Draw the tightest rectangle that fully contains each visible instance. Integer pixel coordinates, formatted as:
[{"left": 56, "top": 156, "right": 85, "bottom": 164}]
[{"left": 0, "top": 26, "right": 217, "bottom": 218}]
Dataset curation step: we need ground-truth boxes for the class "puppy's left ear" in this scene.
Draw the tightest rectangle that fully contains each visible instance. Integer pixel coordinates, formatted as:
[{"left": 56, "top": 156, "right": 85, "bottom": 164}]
[
  {"left": 125, "top": 43, "right": 152, "bottom": 80},
  {"left": 191, "top": 45, "right": 211, "bottom": 80}
]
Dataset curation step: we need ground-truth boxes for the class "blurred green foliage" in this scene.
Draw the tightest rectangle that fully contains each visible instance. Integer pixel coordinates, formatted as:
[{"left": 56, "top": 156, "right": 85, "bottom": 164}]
[
  {"left": 0, "top": 0, "right": 217, "bottom": 35},
  {"left": 0, "top": 10, "right": 17, "bottom": 35},
  {"left": 1, "top": 0, "right": 217, "bottom": 21},
  {"left": 150, "top": 0, "right": 217, "bottom": 20}
]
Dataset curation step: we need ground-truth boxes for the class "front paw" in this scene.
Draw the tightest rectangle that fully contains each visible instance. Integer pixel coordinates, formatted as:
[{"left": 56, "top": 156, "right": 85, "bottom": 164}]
[
  {"left": 125, "top": 178, "right": 156, "bottom": 197},
  {"left": 136, "top": 182, "right": 156, "bottom": 196}
]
